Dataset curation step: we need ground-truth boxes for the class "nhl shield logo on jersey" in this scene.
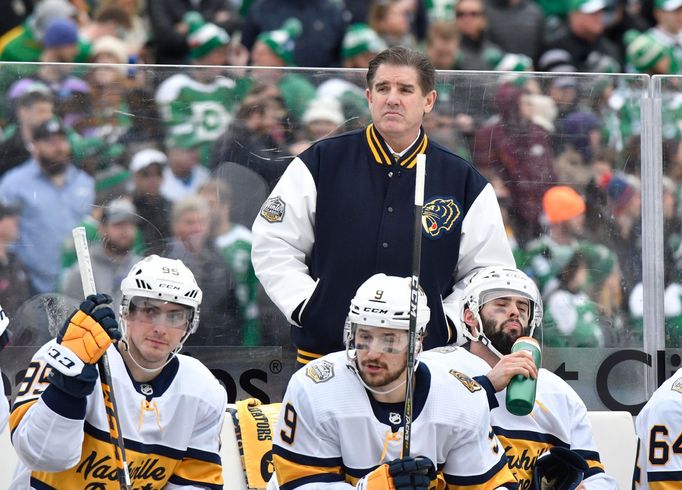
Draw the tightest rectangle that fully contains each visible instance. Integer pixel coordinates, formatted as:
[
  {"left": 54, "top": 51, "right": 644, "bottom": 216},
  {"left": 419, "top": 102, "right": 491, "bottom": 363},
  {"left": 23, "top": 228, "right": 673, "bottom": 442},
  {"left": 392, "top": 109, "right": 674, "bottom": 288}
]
[
  {"left": 449, "top": 370, "right": 481, "bottom": 393},
  {"left": 422, "top": 197, "right": 461, "bottom": 239},
  {"left": 306, "top": 360, "right": 335, "bottom": 383},
  {"left": 260, "top": 196, "right": 286, "bottom": 223},
  {"left": 389, "top": 412, "right": 402, "bottom": 424},
  {"left": 672, "top": 377, "right": 682, "bottom": 394}
]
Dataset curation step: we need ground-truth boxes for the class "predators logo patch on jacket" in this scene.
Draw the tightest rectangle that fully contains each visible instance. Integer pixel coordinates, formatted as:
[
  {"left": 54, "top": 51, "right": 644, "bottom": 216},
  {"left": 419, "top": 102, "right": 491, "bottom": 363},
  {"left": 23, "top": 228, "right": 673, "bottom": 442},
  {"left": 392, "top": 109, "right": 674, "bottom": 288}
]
[{"left": 422, "top": 197, "right": 461, "bottom": 239}]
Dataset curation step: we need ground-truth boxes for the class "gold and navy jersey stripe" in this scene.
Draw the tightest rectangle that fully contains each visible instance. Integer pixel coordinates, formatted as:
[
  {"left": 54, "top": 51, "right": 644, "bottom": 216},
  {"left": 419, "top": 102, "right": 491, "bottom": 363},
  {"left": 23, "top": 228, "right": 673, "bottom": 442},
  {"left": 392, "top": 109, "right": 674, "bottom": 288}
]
[
  {"left": 273, "top": 444, "right": 344, "bottom": 489},
  {"left": 365, "top": 123, "right": 429, "bottom": 168},
  {"left": 494, "top": 428, "right": 566, "bottom": 484},
  {"left": 9, "top": 398, "right": 38, "bottom": 436},
  {"left": 443, "top": 455, "right": 517, "bottom": 490},
  {"left": 647, "top": 470, "right": 682, "bottom": 490},
  {"left": 494, "top": 427, "right": 605, "bottom": 484},
  {"left": 574, "top": 449, "right": 606, "bottom": 477},
  {"left": 296, "top": 348, "right": 323, "bottom": 365},
  {"left": 30, "top": 421, "right": 222, "bottom": 490}
]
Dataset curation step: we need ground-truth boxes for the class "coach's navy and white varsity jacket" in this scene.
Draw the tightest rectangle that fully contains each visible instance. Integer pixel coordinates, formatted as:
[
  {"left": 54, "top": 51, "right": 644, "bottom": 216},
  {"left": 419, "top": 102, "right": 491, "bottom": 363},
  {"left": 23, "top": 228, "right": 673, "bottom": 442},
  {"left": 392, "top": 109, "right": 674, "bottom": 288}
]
[{"left": 252, "top": 124, "right": 514, "bottom": 362}]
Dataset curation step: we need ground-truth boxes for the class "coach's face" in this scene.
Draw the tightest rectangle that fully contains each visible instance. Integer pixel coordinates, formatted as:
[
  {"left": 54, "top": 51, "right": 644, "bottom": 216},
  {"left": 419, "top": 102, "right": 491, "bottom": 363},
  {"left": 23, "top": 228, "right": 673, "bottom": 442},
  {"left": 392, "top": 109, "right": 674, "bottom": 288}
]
[{"left": 366, "top": 64, "right": 436, "bottom": 152}]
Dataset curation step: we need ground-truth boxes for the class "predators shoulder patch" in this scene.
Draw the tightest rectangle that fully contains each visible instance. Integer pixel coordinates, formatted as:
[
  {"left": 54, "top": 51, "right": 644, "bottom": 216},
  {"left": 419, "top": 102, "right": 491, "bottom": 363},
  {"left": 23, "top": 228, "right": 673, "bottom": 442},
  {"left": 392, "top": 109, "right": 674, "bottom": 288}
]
[
  {"left": 306, "top": 360, "right": 335, "bottom": 383},
  {"left": 260, "top": 196, "right": 286, "bottom": 223},
  {"left": 672, "top": 377, "right": 682, "bottom": 394},
  {"left": 429, "top": 345, "right": 459, "bottom": 354},
  {"left": 449, "top": 370, "right": 481, "bottom": 393},
  {"left": 422, "top": 196, "right": 461, "bottom": 239}
]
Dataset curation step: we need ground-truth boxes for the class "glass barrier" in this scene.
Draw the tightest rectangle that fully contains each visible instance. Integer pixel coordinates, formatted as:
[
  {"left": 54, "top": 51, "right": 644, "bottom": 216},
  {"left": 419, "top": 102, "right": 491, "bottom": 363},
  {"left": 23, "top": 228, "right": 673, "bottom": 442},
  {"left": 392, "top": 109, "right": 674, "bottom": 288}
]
[
  {"left": 0, "top": 62, "right": 655, "bottom": 411},
  {"left": 653, "top": 75, "right": 682, "bottom": 401}
]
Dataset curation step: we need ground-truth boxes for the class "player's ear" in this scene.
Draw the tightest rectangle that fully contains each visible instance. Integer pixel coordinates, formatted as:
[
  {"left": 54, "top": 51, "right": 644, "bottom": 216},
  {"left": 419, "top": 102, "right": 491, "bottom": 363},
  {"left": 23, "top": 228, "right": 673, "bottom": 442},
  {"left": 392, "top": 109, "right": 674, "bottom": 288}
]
[{"left": 463, "top": 308, "right": 480, "bottom": 337}]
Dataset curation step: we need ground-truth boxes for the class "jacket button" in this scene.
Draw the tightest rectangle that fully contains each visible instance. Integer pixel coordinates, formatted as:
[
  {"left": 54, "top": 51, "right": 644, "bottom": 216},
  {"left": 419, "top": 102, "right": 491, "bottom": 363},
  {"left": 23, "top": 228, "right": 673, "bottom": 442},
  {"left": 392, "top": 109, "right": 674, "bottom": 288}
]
[
  {"left": 382, "top": 242, "right": 389, "bottom": 248},
  {"left": 387, "top": 206, "right": 394, "bottom": 213}
]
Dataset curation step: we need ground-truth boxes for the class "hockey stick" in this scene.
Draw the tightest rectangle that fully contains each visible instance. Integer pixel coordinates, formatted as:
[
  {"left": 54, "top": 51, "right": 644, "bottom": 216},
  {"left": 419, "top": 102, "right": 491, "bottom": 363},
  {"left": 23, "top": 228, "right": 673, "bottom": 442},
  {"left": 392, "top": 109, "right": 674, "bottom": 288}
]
[
  {"left": 402, "top": 154, "right": 425, "bottom": 457},
  {"left": 72, "top": 227, "right": 132, "bottom": 490}
]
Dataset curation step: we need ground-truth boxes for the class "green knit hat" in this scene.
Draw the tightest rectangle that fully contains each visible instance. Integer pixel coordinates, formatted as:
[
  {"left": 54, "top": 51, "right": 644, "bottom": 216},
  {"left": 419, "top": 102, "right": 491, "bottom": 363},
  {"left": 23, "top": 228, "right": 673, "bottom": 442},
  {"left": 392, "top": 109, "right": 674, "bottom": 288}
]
[
  {"left": 625, "top": 29, "right": 674, "bottom": 74},
  {"left": 569, "top": 0, "right": 607, "bottom": 13},
  {"left": 342, "top": 23, "right": 387, "bottom": 60},
  {"left": 655, "top": 0, "right": 682, "bottom": 11},
  {"left": 256, "top": 18, "right": 302, "bottom": 66},
  {"left": 186, "top": 11, "right": 230, "bottom": 60},
  {"left": 483, "top": 48, "right": 533, "bottom": 71},
  {"left": 424, "top": 0, "right": 457, "bottom": 22}
]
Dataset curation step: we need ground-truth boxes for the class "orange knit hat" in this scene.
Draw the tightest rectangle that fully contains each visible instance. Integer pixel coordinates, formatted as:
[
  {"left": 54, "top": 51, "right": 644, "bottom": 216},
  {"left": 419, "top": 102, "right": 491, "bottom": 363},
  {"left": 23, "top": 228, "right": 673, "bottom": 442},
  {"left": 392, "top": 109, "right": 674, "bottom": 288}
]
[{"left": 543, "top": 186, "right": 586, "bottom": 224}]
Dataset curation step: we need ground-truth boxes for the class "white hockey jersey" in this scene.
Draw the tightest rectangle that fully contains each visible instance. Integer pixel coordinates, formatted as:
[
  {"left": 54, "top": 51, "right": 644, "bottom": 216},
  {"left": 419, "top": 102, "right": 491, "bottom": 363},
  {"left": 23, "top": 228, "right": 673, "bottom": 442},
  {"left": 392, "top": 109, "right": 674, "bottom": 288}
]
[
  {"left": 9, "top": 342, "right": 226, "bottom": 489},
  {"left": 635, "top": 367, "right": 682, "bottom": 489},
  {"left": 272, "top": 351, "right": 516, "bottom": 490},
  {"left": 422, "top": 346, "right": 618, "bottom": 490}
]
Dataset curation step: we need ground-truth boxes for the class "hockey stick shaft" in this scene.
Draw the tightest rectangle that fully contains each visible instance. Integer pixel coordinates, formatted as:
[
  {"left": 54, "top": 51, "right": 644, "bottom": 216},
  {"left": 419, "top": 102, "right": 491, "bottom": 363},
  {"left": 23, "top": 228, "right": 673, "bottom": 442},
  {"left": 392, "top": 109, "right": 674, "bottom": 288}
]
[
  {"left": 72, "top": 227, "right": 132, "bottom": 490},
  {"left": 402, "top": 154, "right": 425, "bottom": 457}
]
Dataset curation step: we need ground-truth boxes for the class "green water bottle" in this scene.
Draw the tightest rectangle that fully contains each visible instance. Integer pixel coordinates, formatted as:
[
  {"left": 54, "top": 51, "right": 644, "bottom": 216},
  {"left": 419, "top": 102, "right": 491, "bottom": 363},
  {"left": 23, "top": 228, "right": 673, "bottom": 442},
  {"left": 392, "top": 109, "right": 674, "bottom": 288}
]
[{"left": 506, "top": 336, "right": 541, "bottom": 416}]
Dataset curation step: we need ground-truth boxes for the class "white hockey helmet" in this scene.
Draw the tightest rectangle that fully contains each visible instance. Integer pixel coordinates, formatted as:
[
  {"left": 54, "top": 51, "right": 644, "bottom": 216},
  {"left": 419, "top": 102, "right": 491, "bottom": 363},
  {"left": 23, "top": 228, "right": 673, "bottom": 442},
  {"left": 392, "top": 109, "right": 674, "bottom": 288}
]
[
  {"left": 458, "top": 266, "right": 542, "bottom": 346},
  {"left": 120, "top": 255, "right": 202, "bottom": 339},
  {"left": 345, "top": 273, "right": 430, "bottom": 350},
  {"left": 345, "top": 274, "right": 430, "bottom": 394},
  {"left": 349, "top": 274, "right": 429, "bottom": 330}
]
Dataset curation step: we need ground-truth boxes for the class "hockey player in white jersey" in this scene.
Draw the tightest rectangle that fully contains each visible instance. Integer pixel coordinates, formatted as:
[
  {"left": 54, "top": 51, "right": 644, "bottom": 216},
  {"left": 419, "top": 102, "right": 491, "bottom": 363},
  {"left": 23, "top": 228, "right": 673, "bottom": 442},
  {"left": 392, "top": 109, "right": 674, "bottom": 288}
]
[
  {"left": 422, "top": 266, "right": 618, "bottom": 490},
  {"left": 9, "top": 255, "right": 226, "bottom": 489},
  {"left": 271, "top": 273, "right": 517, "bottom": 490},
  {"left": 635, "top": 367, "right": 682, "bottom": 488}
]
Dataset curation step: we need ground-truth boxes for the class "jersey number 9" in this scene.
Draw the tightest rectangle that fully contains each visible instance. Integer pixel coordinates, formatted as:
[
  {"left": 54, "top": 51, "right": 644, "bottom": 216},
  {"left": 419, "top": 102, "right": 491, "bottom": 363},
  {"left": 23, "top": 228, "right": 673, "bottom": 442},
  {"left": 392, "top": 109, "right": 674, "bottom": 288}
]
[{"left": 280, "top": 403, "right": 298, "bottom": 444}]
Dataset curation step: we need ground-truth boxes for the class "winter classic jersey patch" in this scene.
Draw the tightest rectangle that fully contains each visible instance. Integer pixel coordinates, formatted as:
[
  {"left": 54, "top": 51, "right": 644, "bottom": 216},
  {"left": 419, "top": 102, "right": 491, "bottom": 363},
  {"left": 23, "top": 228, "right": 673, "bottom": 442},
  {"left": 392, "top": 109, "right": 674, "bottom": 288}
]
[
  {"left": 260, "top": 196, "right": 286, "bottom": 223},
  {"left": 422, "top": 196, "right": 461, "bottom": 239},
  {"left": 449, "top": 370, "right": 481, "bottom": 393},
  {"left": 672, "top": 376, "right": 682, "bottom": 394},
  {"left": 306, "top": 360, "right": 335, "bottom": 383}
]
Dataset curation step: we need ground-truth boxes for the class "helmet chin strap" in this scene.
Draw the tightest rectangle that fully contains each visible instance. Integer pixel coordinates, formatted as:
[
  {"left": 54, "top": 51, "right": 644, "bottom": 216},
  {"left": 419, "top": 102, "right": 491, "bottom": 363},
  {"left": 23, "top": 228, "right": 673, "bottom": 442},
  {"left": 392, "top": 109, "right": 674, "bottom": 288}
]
[{"left": 463, "top": 309, "right": 506, "bottom": 360}]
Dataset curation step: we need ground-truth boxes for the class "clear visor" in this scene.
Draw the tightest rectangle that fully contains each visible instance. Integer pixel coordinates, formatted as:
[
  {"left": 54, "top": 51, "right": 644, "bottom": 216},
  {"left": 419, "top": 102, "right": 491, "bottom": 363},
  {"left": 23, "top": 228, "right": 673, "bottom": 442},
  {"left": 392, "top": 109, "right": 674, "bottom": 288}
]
[
  {"left": 353, "top": 324, "right": 410, "bottom": 354},
  {"left": 480, "top": 290, "right": 533, "bottom": 312},
  {"left": 128, "top": 297, "right": 193, "bottom": 330}
]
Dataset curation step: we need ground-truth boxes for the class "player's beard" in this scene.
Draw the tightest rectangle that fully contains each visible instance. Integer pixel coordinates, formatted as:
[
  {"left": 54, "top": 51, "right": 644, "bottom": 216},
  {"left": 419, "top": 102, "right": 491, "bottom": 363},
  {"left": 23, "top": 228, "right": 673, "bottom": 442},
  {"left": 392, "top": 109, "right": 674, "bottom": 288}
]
[
  {"left": 358, "top": 356, "right": 407, "bottom": 389},
  {"left": 481, "top": 317, "right": 521, "bottom": 355}
]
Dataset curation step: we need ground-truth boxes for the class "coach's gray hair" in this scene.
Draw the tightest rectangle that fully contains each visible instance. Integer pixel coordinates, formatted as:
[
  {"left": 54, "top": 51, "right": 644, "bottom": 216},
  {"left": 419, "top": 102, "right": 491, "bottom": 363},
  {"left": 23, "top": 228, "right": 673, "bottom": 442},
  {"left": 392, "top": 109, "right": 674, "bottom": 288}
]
[{"left": 366, "top": 46, "right": 436, "bottom": 95}]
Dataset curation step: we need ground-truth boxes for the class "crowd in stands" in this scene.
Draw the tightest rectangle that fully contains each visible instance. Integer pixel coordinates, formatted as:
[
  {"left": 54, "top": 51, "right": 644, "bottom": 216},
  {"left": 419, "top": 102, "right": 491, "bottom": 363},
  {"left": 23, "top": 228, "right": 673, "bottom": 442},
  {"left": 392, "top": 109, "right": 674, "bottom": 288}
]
[{"left": 0, "top": 0, "right": 681, "bottom": 349}]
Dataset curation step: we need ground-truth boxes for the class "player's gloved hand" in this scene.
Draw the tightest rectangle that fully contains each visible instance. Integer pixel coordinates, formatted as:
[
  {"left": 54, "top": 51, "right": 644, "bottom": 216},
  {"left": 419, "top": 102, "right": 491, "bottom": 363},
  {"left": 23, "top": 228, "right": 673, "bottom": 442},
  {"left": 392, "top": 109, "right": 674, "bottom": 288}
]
[
  {"left": 45, "top": 294, "right": 121, "bottom": 398},
  {"left": 57, "top": 294, "right": 121, "bottom": 364},
  {"left": 356, "top": 456, "right": 435, "bottom": 490},
  {"left": 532, "top": 447, "right": 588, "bottom": 490}
]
